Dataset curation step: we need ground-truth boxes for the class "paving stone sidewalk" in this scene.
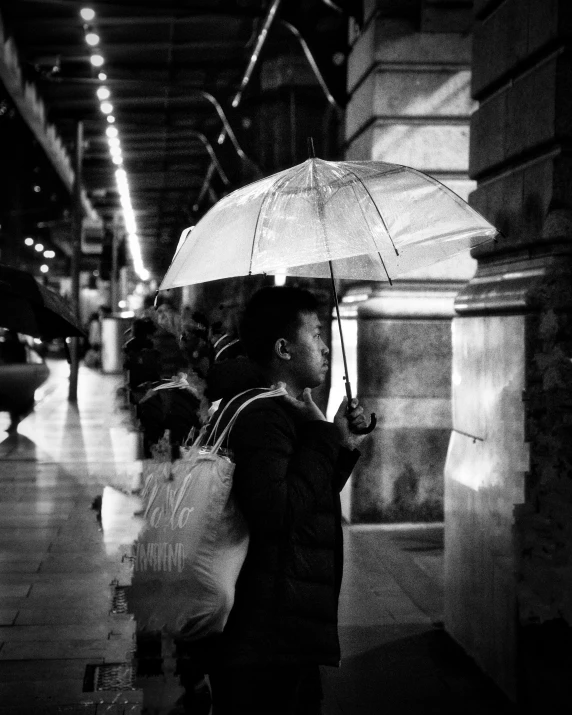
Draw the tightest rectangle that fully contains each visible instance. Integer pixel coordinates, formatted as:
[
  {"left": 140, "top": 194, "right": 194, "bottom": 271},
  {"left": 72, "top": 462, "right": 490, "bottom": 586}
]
[
  {"left": 0, "top": 360, "right": 142, "bottom": 714},
  {"left": 324, "top": 525, "right": 518, "bottom": 715},
  {"left": 0, "top": 361, "right": 518, "bottom": 714}
]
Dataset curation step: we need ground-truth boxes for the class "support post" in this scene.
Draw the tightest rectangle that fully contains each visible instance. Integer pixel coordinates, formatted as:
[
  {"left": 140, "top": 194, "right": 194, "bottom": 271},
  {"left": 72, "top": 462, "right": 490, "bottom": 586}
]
[
  {"left": 111, "top": 219, "right": 119, "bottom": 312},
  {"left": 68, "top": 121, "right": 83, "bottom": 403}
]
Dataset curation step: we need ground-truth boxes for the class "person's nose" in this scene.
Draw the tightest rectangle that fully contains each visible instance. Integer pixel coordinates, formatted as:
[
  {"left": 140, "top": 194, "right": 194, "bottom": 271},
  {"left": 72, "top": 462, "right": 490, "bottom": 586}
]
[{"left": 321, "top": 340, "right": 329, "bottom": 356}]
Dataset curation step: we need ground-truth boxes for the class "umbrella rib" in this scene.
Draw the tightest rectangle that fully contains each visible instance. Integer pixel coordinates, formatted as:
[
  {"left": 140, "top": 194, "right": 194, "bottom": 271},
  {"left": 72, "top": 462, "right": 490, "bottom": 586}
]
[
  {"left": 248, "top": 170, "right": 304, "bottom": 275},
  {"left": 311, "top": 159, "right": 332, "bottom": 262},
  {"left": 344, "top": 177, "right": 394, "bottom": 285},
  {"left": 406, "top": 166, "right": 499, "bottom": 240},
  {"left": 343, "top": 167, "right": 400, "bottom": 257}
]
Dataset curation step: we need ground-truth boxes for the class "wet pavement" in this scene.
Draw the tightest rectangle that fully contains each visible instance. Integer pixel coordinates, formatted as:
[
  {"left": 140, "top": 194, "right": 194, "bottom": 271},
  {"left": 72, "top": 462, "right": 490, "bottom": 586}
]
[{"left": 0, "top": 360, "right": 518, "bottom": 714}]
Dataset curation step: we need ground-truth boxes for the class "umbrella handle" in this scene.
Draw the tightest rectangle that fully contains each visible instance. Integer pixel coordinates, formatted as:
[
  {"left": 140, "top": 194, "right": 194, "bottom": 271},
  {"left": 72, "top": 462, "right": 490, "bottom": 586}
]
[
  {"left": 352, "top": 413, "right": 377, "bottom": 435},
  {"left": 344, "top": 375, "right": 377, "bottom": 434},
  {"left": 344, "top": 379, "right": 377, "bottom": 434}
]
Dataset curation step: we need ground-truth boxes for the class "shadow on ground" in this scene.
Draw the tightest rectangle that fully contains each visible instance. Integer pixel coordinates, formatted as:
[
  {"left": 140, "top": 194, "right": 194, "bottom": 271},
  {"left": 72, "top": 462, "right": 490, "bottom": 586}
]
[{"left": 323, "top": 624, "right": 518, "bottom": 715}]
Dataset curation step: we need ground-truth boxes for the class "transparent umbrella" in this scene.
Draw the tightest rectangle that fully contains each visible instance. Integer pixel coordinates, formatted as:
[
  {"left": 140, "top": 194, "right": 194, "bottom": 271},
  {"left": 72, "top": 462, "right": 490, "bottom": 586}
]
[{"left": 160, "top": 154, "right": 497, "bottom": 420}]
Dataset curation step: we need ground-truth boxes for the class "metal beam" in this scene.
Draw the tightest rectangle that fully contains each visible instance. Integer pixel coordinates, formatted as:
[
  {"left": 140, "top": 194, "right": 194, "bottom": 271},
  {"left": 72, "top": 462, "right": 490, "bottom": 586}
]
[
  {"left": 26, "top": 40, "right": 246, "bottom": 57},
  {"left": 46, "top": 95, "right": 212, "bottom": 110},
  {"left": 13, "top": 2, "right": 260, "bottom": 21}
]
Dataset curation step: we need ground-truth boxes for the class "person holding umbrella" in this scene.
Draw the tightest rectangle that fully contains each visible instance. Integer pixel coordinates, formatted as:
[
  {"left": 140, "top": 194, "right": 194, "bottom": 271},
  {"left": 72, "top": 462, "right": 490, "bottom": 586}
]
[
  {"left": 198, "top": 285, "right": 372, "bottom": 715},
  {"left": 158, "top": 149, "right": 497, "bottom": 712}
]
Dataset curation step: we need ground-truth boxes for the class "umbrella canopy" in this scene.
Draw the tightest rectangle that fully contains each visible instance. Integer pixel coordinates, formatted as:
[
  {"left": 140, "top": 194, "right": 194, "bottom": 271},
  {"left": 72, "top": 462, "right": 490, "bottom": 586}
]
[
  {"left": 0, "top": 264, "right": 85, "bottom": 340},
  {"left": 160, "top": 157, "right": 498, "bottom": 290},
  {"left": 159, "top": 156, "right": 497, "bottom": 424}
]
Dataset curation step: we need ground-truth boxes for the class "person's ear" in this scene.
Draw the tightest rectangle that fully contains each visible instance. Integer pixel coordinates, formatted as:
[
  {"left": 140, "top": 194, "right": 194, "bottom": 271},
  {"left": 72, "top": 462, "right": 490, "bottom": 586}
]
[{"left": 274, "top": 338, "right": 291, "bottom": 361}]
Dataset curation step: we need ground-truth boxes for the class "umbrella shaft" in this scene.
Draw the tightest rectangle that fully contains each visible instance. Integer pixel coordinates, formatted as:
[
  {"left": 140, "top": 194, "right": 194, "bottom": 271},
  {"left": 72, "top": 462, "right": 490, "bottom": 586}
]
[{"left": 328, "top": 260, "right": 353, "bottom": 403}]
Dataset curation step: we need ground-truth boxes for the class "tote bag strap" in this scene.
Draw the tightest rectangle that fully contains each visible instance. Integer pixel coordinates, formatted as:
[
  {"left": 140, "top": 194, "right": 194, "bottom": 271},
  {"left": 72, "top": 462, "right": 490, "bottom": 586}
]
[
  {"left": 205, "top": 387, "right": 260, "bottom": 447},
  {"left": 211, "top": 386, "right": 286, "bottom": 456}
]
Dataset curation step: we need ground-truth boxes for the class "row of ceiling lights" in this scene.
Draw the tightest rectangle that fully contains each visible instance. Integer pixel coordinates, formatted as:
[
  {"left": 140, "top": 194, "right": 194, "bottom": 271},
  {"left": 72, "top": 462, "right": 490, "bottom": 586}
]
[{"left": 79, "top": 7, "right": 150, "bottom": 282}]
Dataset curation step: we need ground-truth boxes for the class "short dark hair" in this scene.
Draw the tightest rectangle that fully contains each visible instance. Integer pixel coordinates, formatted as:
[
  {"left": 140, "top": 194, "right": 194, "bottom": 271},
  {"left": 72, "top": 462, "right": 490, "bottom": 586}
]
[
  {"left": 156, "top": 297, "right": 176, "bottom": 312},
  {"left": 239, "top": 286, "right": 319, "bottom": 365}
]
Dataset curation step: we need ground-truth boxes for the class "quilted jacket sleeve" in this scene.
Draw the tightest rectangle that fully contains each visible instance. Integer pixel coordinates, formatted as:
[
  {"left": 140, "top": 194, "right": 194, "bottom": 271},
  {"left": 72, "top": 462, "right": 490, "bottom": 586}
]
[{"left": 229, "top": 401, "right": 358, "bottom": 535}]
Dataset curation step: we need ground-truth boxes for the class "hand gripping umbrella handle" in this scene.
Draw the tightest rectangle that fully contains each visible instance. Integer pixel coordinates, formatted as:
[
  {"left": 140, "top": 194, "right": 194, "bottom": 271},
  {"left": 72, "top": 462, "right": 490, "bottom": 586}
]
[
  {"left": 329, "top": 259, "right": 376, "bottom": 436},
  {"left": 353, "top": 413, "right": 377, "bottom": 435},
  {"left": 344, "top": 379, "right": 377, "bottom": 435}
]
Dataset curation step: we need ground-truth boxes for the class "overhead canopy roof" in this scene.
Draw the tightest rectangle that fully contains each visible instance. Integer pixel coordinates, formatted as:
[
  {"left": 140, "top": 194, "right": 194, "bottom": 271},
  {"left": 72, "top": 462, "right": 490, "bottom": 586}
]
[{"left": 0, "top": 0, "right": 355, "bottom": 278}]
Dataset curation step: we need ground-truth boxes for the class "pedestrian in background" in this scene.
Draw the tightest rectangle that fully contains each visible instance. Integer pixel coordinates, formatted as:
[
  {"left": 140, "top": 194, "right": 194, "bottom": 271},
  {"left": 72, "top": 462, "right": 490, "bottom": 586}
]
[
  {"left": 0, "top": 330, "right": 28, "bottom": 433},
  {"left": 136, "top": 299, "right": 205, "bottom": 458},
  {"left": 84, "top": 305, "right": 111, "bottom": 368},
  {"left": 152, "top": 299, "right": 187, "bottom": 379}
]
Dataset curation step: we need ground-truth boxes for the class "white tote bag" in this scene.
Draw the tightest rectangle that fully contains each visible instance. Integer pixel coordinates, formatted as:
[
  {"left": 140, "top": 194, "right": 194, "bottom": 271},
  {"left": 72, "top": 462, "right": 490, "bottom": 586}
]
[{"left": 129, "top": 386, "right": 285, "bottom": 639}]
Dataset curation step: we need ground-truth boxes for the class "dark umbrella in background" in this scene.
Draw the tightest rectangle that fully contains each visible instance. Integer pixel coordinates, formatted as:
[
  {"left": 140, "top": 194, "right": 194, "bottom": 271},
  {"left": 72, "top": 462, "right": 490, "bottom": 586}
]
[{"left": 0, "top": 264, "right": 85, "bottom": 340}]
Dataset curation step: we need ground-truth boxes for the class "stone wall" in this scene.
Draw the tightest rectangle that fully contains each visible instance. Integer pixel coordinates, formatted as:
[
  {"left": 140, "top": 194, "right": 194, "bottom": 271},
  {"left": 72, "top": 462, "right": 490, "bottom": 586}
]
[
  {"left": 445, "top": 0, "right": 572, "bottom": 705},
  {"left": 351, "top": 281, "right": 461, "bottom": 522},
  {"left": 343, "top": 0, "right": 476, "bottom": 521}
]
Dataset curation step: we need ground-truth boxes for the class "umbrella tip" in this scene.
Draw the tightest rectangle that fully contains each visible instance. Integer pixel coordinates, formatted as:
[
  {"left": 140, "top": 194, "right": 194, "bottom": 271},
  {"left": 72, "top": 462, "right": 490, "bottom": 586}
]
[{"left": 307, "top": 137, "right": 316, "bottom": 159}]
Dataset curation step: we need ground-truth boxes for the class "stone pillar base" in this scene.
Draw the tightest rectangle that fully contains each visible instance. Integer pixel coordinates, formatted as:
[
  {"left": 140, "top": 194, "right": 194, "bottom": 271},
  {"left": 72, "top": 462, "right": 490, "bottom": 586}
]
[{"left": 351, "top": 281, "right": 462, "bottom": 523}]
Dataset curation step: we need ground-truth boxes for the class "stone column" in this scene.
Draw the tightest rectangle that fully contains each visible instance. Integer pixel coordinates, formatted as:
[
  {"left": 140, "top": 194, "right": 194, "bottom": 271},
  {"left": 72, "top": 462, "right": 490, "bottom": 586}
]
[
  {"left": 343, "top": 1, "right": 476, "bottom": 521},
  {"left": 445, "top": 0, "right": 572, "bottom": 705},
  {"left": 351, "top": 281, "right": 462, "bottom": 522}
]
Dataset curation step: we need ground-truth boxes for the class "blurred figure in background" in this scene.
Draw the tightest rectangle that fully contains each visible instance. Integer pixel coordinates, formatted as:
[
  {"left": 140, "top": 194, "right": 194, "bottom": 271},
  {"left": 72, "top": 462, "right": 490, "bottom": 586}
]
[
  {"left": 152, "top": 299, "right": 186, "bottom": 379},
  {"left": 0, "top": 330, "right": 43, "bottom": 434},
  {"left": 181, "top": 309, "right": 211, "bottom": 379},
  {"left": 123, "top": 317, "right": 159, "bottom": 403},
  {"left": 138, "top": 293, "right": 157, "bottom": 321},
  {"left": 205, "top": 304, "right": 248, "bottom": 406},
  {"left": 0, "top": 329, "right": 27, "bottom": 365},
  {"left": 84, "top": 305, "right": 111, "bottom": 368},
  {"left": 135, "top": 299, "right": 205, "bottom": 458}
]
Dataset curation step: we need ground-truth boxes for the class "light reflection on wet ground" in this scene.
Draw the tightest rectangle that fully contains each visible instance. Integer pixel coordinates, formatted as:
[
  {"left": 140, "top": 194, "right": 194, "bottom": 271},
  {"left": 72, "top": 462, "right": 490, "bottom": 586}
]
[{"left": 0, "top": 361, "right": 516, "bottom": 714}]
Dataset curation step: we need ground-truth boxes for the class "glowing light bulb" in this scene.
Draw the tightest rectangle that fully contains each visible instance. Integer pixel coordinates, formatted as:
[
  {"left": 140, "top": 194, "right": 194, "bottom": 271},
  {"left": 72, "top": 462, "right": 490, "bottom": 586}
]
[
  {"left": 96, "top": 87, "right": 110, "bottom": 100},
  {"left": 98, "top": 72, "right": 107, "bottom": 80},
  {"left": 85, "top": 32, "right": 99, "bottom": 46},
  {"left": 106, "top": 126, "right": 118, "bottom": 138},
  {"left": 24, "top": 237, "right": 34, "bottom": 246},
  {"left": 107, "top": 115, "right": 115, "bottom": 124},
  {"left": 80, "top": 8, "right": 95, "bottom": 21},
  {"left": 40, "top": 264, "right": 49, "bottom": 273},
  {"left": 35, "top": 243, "right": 44, "bottom": 252},
  {"left": 100, "top": 102, "right": 113, "bottom": 114},
  {"left": 90, "top": 54, "right": 104, "bottom": 68}
]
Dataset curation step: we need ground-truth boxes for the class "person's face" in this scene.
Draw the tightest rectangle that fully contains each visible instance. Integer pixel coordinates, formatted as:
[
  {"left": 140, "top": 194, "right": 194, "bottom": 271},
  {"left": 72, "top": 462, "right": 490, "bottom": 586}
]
[
  {"left": 286, "top": 311, "right": 329, "bottom": 390},
  {"left": 156, "top": 305, "right": 176, "bottom": 332},
  {"left": 181, "top": 320, "right": 206, "bottom": 354}
]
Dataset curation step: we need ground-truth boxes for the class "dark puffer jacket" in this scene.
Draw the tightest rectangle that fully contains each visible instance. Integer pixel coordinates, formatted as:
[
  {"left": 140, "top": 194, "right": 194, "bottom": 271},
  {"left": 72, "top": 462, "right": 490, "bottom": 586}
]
[{"left": 210, "top": 367, "right": 359, "bottom": 668}]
